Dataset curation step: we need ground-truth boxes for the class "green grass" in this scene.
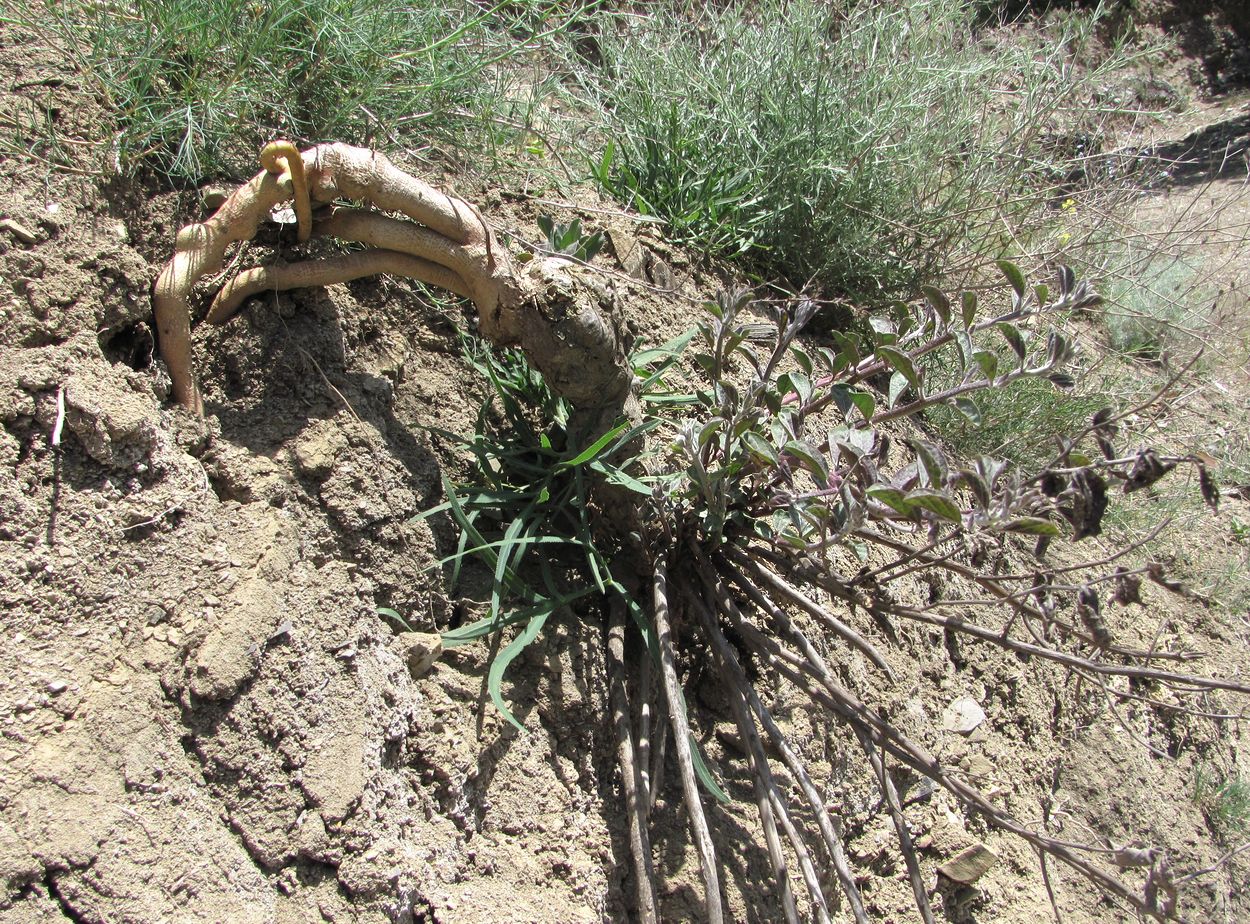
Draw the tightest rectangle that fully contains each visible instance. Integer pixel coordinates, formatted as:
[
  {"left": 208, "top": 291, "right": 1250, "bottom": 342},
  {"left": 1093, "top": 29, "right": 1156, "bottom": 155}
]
[
  {"left": 30, "top": 0, "right": 573, "bottom": 180},
  {"left": 1194, "top": 766, "right": 1250, "bottom": 840},
  {"left": 1089, "top": 245, "right": 1213, "bottom": 361},
  {"left": 575, "top": 0, "right": 1151, "bottom": 300},
  {"left": 923, "top": 373, "right": 1108, "bottom": 470}
]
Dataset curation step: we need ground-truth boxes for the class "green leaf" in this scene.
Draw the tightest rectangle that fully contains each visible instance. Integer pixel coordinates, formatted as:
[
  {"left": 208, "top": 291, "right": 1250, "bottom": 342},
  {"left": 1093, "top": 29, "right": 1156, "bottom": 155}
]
[
  {"left": 829, "top": 426, "right": 875, "bottom": 457},
  {"left": 443, "top": 477, "right": 509, "bottom": 589},
  {"left": 376, "top": 606, "right": 414, "bottom": 631},
  {"left": 868, "top": 315, "right": 896, "bottom": 345},
  {"left": 441, "top": 591, "right": 594, "bottom": 648},
  {"left": 952, "top": 397, "right": 981, "bottom": 424},
  {"left": 922, "top": 285, "right": 952, "bottom": 325},
  {"left": 430, "top": 534, "right": 575, "bottom": 571},
  {"left": 589, "top": 461, "right": 654, "bottom": 495},
  {"left": 832, "top": 385, "right": 875, "bottom": 423},
  {"left": 909, "top": 439, "right": 948, "bottom": 488},
  {"left": 973, "top": 350, "right": 998, "bottom": 382},
  {"left": 876, "top": 346, "right": 920, "bottom": 392},
  {"left": 867, "top": 485, "right": 915, "bottom": 515},
  {"left": 997, "top": 259, "right": 1027, "bottom": 298},
  {"left": 888, "top": 371, "right": 909, "bottom": 409},
  {"left": 632, "top": 327, "right": 698, "bottom": 368},
  {"left": 784, "top": 439, "right": 830, "bottom": 486},
  {"left": 787, "top": 371, "right": 813, "bottom": 403},
  {"left": 790, "top": 345, "right": 813, "bottom": 375},
  {"left": 689, "top": 733, "right": 731, "bottom": 804},
  {"left": 1002, "top": 517, "right": 1061, "bottom": 536},
  {"left": 850, "top": 390, "right": 875, "bottom": 422},
  {"left": 698, "top": 417, "right": 725, "bottom": 448},
  {"left": 559, "top": 419, "right": 631, "bottom": 469},
  {"left": 997, "top": 323, "right": 1026, "bottom": 362},
  {"left": 907, "top": 489, "right": 962, "bottom": 522},
  {"left": 743, "top": 431, "right": 780, "bottom": 467},
  {"left": 491, "top": 516, "right": 529, "bottom": 620},
  {"left": 961, "top": 291, "right": 978, "bottom": 328},
  {"left": 955, "top": 328, "right": 975, "bottom": 371},
  {"left": 958, "top": 469, "right": 991, "bottom": 508},
  {"left": 489, "top": 606, "right": 554, "bottom": 730}
]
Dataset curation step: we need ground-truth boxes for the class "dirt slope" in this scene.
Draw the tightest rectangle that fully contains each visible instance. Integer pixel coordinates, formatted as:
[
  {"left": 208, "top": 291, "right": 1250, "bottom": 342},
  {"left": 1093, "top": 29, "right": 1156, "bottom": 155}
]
[{"left": 1, "top": 14, "right": 1248, "bottom": 924}]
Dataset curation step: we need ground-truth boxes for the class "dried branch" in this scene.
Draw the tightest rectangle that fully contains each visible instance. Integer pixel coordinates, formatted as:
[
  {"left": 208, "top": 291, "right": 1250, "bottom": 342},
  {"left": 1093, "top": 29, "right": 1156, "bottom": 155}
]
[
  {"left": 607, "top": 599, "right": 658, "bottom": 924},
  {"left": 652, "top": 557, "right": 724, "bottom": 923}
]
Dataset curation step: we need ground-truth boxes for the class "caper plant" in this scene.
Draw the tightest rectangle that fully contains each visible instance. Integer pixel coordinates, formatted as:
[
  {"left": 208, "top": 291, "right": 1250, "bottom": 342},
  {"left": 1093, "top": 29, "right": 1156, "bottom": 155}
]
[{"left": 438, "top": 264, "right": 1240, "bottom": 924}]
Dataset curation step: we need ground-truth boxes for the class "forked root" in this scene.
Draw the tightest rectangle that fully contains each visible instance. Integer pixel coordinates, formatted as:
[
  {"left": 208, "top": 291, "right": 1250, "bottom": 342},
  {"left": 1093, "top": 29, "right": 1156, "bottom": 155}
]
[{"left": 154, "top": 141, "right": 636, "bottom": 437}]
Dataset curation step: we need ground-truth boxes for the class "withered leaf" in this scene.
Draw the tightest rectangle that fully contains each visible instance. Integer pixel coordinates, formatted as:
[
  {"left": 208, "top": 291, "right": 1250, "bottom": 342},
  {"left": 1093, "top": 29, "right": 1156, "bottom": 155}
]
[
  {"left": 1198, "top": 462, "right": 1220, "bottom": 512},
  {"left": 1040, "top": 470, "right": 1066, "bottom": 498},
  {"left": 1091, "top": 407, "right": 1119, "bottom": 436},
  {"left": 1029, "top": 572, "right": 1056, "bottom": 618},
  {"left": 1058, "top": 469, "right": 1108, "bottom": 540},
  {"left": 1124, "top": 449, "right": 1175, "bottom": 493},
  {"left": 1146, "top": 562, "right": 1187, "bottom": 595},
  {"left": 1076, "top": 585, "right": 1111, "bottom": 647},
  {"left": 1112, "top": 845, "right": 1156, "bottom": 869},
  {"left": 1112, "top": 567, "right": 1142, "bottom": 606},
  {"left": 1094, "top": 431, "right": 1117, "bottom": 461},
  {"left": 1144, "top": 853, "right": 1176, "bottom": 917}
]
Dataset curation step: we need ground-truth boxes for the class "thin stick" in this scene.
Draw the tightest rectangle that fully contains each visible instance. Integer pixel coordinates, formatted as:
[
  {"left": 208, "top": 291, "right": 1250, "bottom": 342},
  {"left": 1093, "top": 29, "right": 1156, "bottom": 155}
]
[
  {"left": 768, "top": 787, "right": 833, "bottom": 924},
  {"left": 653, "top": 557, "right": 724, "bottom": 924},
  {"left": 724, "top": 546, "right": 893, "bottom": 677},
  {"left": 1175, "top": 841, "right": 1250, "bottom": 886},
  {"left": 638, "top": 648, "right": 654, "bottom": 809},
  {"left": 688, "top": 590, "right": 801, "bottom": 924},
  {"left": 841, "top": 533, "right": 1198, "bottom": 663},
  {"left": 51, "top": 385, "right": 65, "bottom": 447},
  {"left": 887, "top": 607, "right": 1250, "bottom": 695},
  {"left": 856, "top": 730, "right": 936, "bottom": 923},
  {"left": 696, "top": 550, "right": 867, "bottom": 923},
  {"left": 607, "top": 599, "right": 659, "bottom": 924},
  {"left": 702, "top": 567, "right": 1176, "bottom": 919},
  {"left": 648, "top": 718, "right": 669, "bottom": 815},
  {"left": 744, "top": 636, "right": 1177, "bottom": 922}
]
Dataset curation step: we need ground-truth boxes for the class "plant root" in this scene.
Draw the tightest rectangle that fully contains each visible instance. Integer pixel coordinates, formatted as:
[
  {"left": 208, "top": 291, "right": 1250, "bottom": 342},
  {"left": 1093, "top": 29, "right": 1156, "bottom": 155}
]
[
  {"left": 652, "top": 557, "right": 724, "bottom": 924},
  {"left": 607, "top": 598, "right": 659, "bottom": 924},
  {"left": 153, "top": 142, "right": 635, "bottom": 436},
  {"left": 259, "top": 140, "right": 310, "bottom": 242}
]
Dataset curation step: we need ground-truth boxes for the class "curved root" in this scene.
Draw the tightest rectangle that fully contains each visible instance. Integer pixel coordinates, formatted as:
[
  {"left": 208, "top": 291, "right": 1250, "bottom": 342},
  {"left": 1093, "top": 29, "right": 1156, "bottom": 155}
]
[
  {"left": 206, "top": 249, "right": 474, "bottom": 324},
  {"left": 155, "top": 143, "right": 641, "bottom": 420},
  {"left": 260, "top": 140, "right": 311, "bottom": 243}
]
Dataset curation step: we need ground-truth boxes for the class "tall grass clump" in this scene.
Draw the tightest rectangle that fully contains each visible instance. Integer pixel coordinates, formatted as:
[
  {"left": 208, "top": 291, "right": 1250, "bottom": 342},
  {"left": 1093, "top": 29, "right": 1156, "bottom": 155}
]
[
  {"left": 578, "top": 0, "right": 1147, "bottom": 299},
  {"left": 1087, "top": 244, "right": 1214, "bottom": 361},
  {"left": 37, "top": 0, "right": 570, "bottom": 180}
]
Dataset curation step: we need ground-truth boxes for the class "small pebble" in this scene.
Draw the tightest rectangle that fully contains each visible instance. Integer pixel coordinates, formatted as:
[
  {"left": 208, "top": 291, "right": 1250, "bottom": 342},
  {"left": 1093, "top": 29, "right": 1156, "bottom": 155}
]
[{"left": 47, "top": 680, "right": 68, "bottom": 695}]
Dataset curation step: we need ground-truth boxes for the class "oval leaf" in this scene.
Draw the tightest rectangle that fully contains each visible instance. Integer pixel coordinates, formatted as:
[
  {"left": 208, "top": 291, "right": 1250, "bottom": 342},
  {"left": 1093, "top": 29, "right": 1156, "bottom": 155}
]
[
  {"left": 997, "top": 259, "right": 1027, "bottom": 298},
  {"left": 907, "top": 489, "right": 962, "bottom": 522},
  {"left": 1003, "top": 517, "right": 1061, "bottom": 536},
  {"left": 922, "top": 285, "right": 952, "bottom": 325}
]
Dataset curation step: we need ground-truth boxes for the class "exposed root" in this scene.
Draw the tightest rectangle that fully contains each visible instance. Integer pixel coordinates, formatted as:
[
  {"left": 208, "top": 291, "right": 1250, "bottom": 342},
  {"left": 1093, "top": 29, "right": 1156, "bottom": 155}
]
[
  {"left": 206, "top": 250, "right": 473, "bottom": 324},
  {"left": 652, "top": 557, "right": 724, "bottom": 924},
  {"left": 607, "top": 599, "right": 659, "bottom": 924},
  {"left": 153, "top": 142, "right": 638, "bottom": 441},
  {"left": 259, "top": 140, "right": 310, "bottom": 242},
  {"left": 690, "top": 589, "right": 802, "bottom": 924}
]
